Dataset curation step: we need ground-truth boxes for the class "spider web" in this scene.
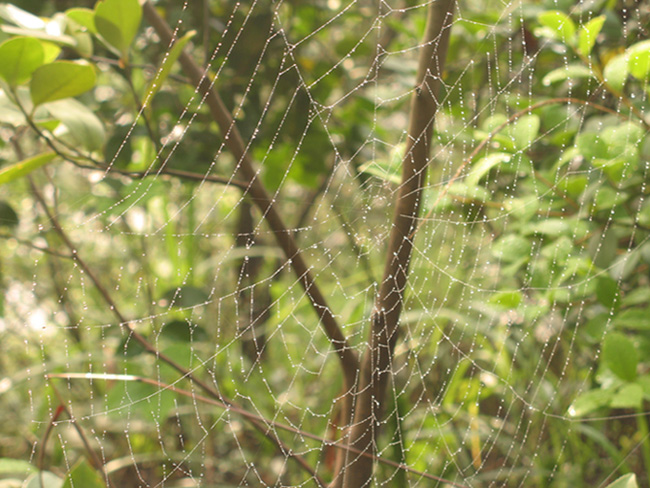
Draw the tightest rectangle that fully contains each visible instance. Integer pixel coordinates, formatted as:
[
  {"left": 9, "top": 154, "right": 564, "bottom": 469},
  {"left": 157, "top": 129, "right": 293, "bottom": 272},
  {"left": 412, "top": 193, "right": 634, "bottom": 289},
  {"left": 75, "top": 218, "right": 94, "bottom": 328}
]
[{"left": 1, "top": 0, "right": 650, "bottom": 487}]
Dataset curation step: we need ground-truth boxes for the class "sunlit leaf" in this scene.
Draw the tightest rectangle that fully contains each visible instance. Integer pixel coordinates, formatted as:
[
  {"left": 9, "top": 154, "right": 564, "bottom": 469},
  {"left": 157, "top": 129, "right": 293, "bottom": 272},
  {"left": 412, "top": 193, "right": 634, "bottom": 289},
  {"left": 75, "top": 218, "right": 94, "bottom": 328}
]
[
  {"left": 542, "top": 64, "right": 593, "bottom": 86},
  {"left": 94, "top": 0, "right": 142, "bottom": 58},
  {"left": 604, "top": 473, "right": 638, "bottom": 488},
  {"left": 0, "top": 152, "right": 58, "bottom": 185},
  {"left": 627, "top": 40, "right": 650, "bottom": 81},
  {"left": 577, "top": 15, "right": 605, "bottom": 57},
  {"left": 30, "top": 60, "right": 96, "bottom": 106},
  {"left": 144, "top": 30, "right": 195, "bottom": 105},
  {"left": 0, "top": 36, "right": 44, "bottom": 85},
  {"left": 66, "top": 8, "right": 96, "bottom": 34},
  {"left": 538, "top": 11, "right": 576, "bottom": 44},
  {"left": 603, "top": 53, "right": 628, "bottom": 92}
]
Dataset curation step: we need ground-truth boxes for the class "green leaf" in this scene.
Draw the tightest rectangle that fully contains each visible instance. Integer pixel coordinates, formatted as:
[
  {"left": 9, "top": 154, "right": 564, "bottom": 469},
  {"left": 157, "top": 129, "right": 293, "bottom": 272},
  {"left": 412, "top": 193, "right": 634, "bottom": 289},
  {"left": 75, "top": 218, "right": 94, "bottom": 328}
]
[
  {"left": 610, "top": 383, "right": 643, "bottom": 409},
  {"left": 614, "top": 309, "right": 650, "bottom": 330},
  {"left": 30, "top": 61, "right": 96, "bottom": 106},
  {"left": 538, "top": 11, "right": 576, "bottom": 44},
  {"left": 596, "top": 275, "right": 619, "bottom": 309},
  {"left": 627, "top": 40, "right": 650, "bottom": 81},
  {"left": 542, "top": 64, "right": 593, "bottom": 86},
  {"left": 568, "top": 388, "right": 614, "bottom": 417},
  {"left": 528, "top": 218, "right": 570, "bottom": 236},
  {"left": 94, "top": 0, "right": 142, "bottom": 58},
  {"left": 508, "top": 114, "right": 540, "bottom": 151},
  {"left": 0, "top": 458, "right": 34, "bottom": 475},
  {"left": 603, "top": 53, "right": 629, "bottom": 92},
  {"left": 0, "top": 201, "right": 18, "bottom": 228},
  {"left": 24, "top": 471, "right": 63, "bottom": 488},
  {"left": 577, "top": 15, "right": 605, "bottom": 57},
  {"left": 44, "top": 98, "right": 105, "bottom": 151},
  {"left": 61, "top": 460, "right": 104, "bottom": 488},
  {"left": 622, "top": 288, "right": 650, "bottom": 307},
  {"left": 604, "top": 473, "right": 638, "bottom": 488},
  {"left": 0, "top": 152, "right": 58, "bottom": 185},
  {"left": 602, "top": 332, "right": 638, "bottom": 382},
  {"left": 66, "top": 8, "right": 96, "bottom": 34},
  {"left": 466, "top": 152, "right": 512, "bottom": 186},
  {"left": 144, "top": 30, "right": 195, "bottom": 105},
  {"left": 0, "top": 37, "right": 44, "bottom": 86},
  {"left": 489, "top": 291, "right": 522, "bottom": 309}
]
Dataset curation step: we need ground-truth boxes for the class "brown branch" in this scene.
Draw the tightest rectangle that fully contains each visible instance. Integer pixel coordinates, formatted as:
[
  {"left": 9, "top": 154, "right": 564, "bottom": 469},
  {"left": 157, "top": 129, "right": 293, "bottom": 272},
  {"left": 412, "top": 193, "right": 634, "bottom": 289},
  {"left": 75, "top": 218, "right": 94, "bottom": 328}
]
[
  {"left": 48, "top": 373, "right": 467, "bottom": 488},
  {"left": 27, "top": 179, "right": 321, "bottom": 484},
  {"left": 335, "top": 1, "right": 456, "bottom": 486},
  {"left": 142, "top": 2, "right": 359, "bottom": 387}
]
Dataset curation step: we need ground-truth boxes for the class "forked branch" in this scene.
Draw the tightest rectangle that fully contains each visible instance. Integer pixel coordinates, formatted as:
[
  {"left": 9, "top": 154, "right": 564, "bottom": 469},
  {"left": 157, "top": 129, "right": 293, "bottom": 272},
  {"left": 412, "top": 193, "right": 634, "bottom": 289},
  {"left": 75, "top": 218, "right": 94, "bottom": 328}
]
[
  {"left": 142, "top": 1, "right": 360, "bottom": 388},
  {"left": 335, "top": 1, "right": 456, "bottom": 486}
]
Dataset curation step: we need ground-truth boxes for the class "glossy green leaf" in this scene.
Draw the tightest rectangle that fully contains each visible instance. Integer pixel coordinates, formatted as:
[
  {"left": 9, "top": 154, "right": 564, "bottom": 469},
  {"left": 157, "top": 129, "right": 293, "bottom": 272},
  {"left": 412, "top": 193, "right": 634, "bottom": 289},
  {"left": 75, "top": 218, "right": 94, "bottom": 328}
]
[
  {"left": 66, "top": 8, "right": 96, "bottom": 34},
  {"left": 627, "top": 40, "right": 650, "bottom": 81},
  {"left": 41, "top": 41, "right": 61, "bottom": 64},
  {"left": 602, "top": 332, "right": 638, "bottom": 382},
  {"left": 538, "top": 11, "right": 576, "bottom": 44},
  {"left": 30, "top": 61, "right": 96, "bottom": 106},
  {"left": 603, "top": 53, "right": 628, "bottom": 92},
  {"left": 61, "top": 460, "right": 104, "bottom": 488},
  {"left": 577, "top": 15, "right": 605, "bottom": 57},
  {"left": 44, "top": 98, "right": 105, "bottom": 151},
  {"left": 145, "top": 30, "right": 195, "bottom": 105},
  {"left": 0, "top": 152, "right": 57, "bottom": 185},
  {"left": 0, "top": 36, "right": 44, "bottom": 85},
  {"left": 94, "top": 0, "right": 142, "bottom": 58},
  {"left": 542, "top": 64, "right": 593, "bottom": 85},
  {"left": 604, "top": 473, "right": 638, "bottom": 488}
]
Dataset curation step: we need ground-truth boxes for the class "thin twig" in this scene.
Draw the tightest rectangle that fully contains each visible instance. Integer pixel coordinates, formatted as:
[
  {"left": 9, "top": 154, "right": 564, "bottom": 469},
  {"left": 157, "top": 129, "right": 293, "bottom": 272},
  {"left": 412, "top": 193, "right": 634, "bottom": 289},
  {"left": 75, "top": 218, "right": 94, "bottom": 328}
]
[{"left": 48, "top": 372, "right": 467, "bottom": 488}]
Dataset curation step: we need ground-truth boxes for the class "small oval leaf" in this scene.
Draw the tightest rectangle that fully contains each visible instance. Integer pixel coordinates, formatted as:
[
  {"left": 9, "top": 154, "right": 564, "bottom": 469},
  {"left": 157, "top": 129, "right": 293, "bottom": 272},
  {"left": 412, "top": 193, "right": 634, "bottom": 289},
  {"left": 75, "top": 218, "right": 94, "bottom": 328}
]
[
  {"left": 578, "top": 15, "right": 605, "bottom": 57},
  {"left": 30, "top": 60, "right": 96, "bottom": 106},
  {"left": 0, "top": 36, "right": 44, "bottom": 86}
]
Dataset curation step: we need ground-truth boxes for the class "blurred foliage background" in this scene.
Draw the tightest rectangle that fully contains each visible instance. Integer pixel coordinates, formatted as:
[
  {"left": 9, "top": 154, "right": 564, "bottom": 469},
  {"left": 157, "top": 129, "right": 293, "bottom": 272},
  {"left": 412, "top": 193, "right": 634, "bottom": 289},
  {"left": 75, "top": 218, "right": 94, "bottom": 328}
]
[{"left": 1, "top": 0, "right": 650, "bottom": 487}]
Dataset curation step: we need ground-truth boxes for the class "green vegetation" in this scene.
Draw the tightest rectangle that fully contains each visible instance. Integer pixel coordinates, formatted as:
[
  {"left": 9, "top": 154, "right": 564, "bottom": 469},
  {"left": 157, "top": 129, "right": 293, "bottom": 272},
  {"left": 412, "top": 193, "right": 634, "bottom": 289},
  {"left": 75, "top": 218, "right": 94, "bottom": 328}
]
[{"left": 1, "top": 0, "right": 649, "bottom": 487}]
